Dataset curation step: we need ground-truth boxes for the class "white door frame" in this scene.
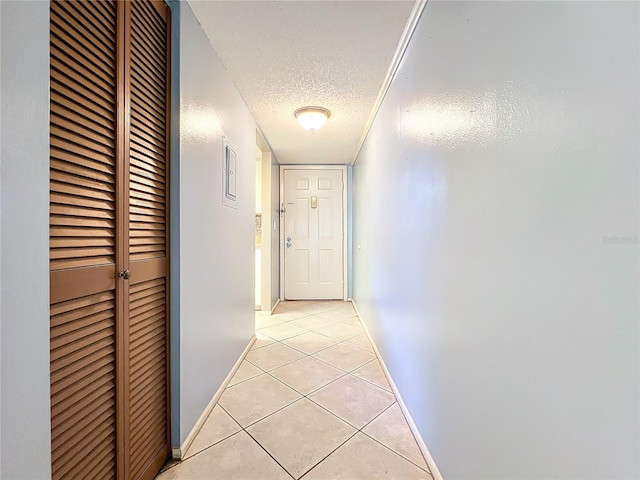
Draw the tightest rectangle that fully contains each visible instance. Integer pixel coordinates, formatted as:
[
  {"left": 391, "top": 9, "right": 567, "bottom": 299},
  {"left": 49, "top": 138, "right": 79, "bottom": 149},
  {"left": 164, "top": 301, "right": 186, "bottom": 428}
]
[{"left": 280, "top": 165, "right": 348, "bottom": 301}]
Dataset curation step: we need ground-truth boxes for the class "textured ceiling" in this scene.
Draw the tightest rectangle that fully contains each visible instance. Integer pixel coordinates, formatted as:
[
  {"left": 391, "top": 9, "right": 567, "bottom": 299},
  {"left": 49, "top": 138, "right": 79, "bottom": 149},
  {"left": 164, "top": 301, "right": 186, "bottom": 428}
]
[{"left": 188, "top": 0, "right": 414, "bottom": 165}]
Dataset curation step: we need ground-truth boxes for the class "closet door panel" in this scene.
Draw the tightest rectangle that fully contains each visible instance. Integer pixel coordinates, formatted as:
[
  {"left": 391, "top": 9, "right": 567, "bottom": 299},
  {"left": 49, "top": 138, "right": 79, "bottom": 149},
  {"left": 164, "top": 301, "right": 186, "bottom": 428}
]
[
  {"left": 127, "top": 1, "right": 170, "bottom": 479},
  {"left": 49, "top": 1, "right": 118, "bottom": 479}
]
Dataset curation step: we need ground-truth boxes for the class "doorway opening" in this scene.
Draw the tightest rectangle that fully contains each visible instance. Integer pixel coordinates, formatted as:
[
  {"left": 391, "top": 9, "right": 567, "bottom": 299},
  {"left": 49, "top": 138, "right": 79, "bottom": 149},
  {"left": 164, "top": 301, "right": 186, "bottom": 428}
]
[{"left": 255, "top": 131, "right": 281, "bottom": 318}]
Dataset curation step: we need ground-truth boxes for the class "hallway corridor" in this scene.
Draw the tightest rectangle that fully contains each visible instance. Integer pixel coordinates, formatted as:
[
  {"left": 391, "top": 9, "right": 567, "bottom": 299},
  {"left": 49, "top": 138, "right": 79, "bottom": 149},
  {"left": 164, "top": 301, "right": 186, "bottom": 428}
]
[{"left": 157, "top": 301, "right": 432, "bottom": 479}]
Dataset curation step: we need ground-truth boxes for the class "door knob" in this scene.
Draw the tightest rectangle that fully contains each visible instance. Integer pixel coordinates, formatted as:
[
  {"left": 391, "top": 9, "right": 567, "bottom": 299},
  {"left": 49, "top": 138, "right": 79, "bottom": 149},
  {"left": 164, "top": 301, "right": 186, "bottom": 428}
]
[
  {"left": 286, "top": 237, "right": 292, "bottom": 248},
  {"left": 118, "top": 269, "right": 131, "bottom": 280}
]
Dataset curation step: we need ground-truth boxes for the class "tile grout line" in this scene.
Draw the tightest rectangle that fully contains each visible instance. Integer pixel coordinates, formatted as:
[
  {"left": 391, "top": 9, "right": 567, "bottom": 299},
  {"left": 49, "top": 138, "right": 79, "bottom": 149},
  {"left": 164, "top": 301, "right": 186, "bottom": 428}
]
[
  {"left": 243, "top": 427, "right": 297, "bottom": 480},
  {"left": 296, "top": 397, "right": 405, "bottom": 478},
  {"left": 220, "top": 367, "right": 326, "bottom": 480},
  {"left": 248, "top": 332, "right": 372, "bottom": 375},
  {"left": 218, "top": 397, "right": 311, "bottom": 479},
  {"left": 292, "top": 371, "right": 396, "bottom": 431},
  {"left": 182, "top": 397, "right": 425, "bottom": 480},
  {"left": 234, "top": 351, "right": 387, "bottom": 439},
  {"left": 271, "top": 343, "right": 376, "bottom": 381},
  {"left": 350, "top": 359, "right": 394, "bottom": 393},
  {"left": 358, "top": 428, "right": 433, "bottom": 475},
  {"left": 276, "top": 305, "right": 429, "bottom": 473},
  {"left": 296, "top": 430, "right": 360, "bottom": 480},
  {"left": 180, "top": 428, "right": 244, "bottom": 463}
]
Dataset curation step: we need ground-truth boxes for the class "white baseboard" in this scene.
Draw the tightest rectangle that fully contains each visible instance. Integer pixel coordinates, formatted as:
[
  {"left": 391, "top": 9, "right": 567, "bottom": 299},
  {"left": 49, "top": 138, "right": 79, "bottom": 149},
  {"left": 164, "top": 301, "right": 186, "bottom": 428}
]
[
  {"left": 351, "top": 300, "right": 443, "bottom": 480},
  {"left": 173, "top": 334, "right": 257, "bottom": 460},
  {"left": 269, "top": 298, "right": 281, "bottom": 315}
]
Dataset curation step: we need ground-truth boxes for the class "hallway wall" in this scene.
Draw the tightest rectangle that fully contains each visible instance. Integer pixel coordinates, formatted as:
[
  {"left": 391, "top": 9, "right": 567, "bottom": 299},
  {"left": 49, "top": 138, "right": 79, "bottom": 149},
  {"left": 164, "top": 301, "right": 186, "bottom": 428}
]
[
  {"left": 352, "top": 2, "right": 639, "bottom": 479},
  {"left": 172, "top": 2, "right": 257, "bottom": 448},
  {"left": 0, "top": 2, "right": 51, "bottom": 478}
]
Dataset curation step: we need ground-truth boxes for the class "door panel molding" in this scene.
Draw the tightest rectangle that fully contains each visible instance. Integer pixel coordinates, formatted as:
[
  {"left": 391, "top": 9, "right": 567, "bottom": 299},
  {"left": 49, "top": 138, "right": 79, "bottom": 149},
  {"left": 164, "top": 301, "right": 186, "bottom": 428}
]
[{"left": 50, "top": 265, "right": 117, "bottom": 304}]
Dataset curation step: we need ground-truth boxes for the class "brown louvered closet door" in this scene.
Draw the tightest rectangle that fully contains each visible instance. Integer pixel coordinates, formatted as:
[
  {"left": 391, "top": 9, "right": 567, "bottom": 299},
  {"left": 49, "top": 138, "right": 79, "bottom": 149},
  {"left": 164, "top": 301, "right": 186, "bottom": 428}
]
[
  {"left": 50, "top": 1, "right": 119, "bottom": 478},
  {"left": 49, "top": 1, "right": 170, "bottom": 479},
  {"left": 126, "top": 1, "right": 170, "bottom": 479}
]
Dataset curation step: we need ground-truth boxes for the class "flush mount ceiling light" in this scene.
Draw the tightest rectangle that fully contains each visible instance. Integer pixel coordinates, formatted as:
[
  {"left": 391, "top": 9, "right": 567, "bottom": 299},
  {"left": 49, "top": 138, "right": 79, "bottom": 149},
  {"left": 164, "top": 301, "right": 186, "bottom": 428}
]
[{"left": 294, "top": 106, "right": 331, "bottom": 132}]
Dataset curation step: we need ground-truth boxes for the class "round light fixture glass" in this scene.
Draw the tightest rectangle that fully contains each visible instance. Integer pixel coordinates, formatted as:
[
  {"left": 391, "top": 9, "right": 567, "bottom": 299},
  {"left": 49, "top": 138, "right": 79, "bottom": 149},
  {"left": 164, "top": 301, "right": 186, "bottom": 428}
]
[{"left": 294, "top": 106, "right": 331, "bottom": 131}]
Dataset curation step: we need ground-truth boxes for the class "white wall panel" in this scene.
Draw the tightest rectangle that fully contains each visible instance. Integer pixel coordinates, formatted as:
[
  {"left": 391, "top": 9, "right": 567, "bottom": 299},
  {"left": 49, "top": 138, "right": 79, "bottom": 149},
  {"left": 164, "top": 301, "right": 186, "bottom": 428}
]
[
  {"left": 175, "top": 2, "right": 256, "bottom": 446},
  {"left": 353, "top": 2, "right": 639, "bottom": 478},
  {"left": 0, "top": 2, "right": 51, "bottom": 477}
]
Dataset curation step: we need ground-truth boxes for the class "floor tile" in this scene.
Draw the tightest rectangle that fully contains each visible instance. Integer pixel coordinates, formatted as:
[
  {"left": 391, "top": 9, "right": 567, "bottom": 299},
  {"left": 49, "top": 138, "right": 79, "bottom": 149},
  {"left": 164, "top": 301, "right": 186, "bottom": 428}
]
[
  {"left": 255, "top": 314, "right": 285, "bottom": 329},
  {"left": 290, "top": 314, "right": 341, "bottom": 330},
  {"left": 282, "top": 331, "right": 339, "bottom": 354},
  {"left": 284, "top": 300, "right": 318, "bottom": 307},
  {"left": 334, "top": 316, "right": 362, "bottom": 328},
  {"left": 311, "top": 322, "right": 363, "bottom": 341},
  {"left": 183, "top": 405, "right": 240, "bottom": 459},
  {"left": 271, "top": 309, "right": 312, "bottom": 322},
  {"left": 247, "top": 399, "right": 356, "bottom": 479},
  {"left": 301, "top": 433, "right": 431, "bottom": 480},
  {"left": 312, "top": 342, "right": 376, "bottom": 372},
  {"left": 315, "top": 305, "right": 357, "bottom": 321},
  {"left": 157, "top": 431, "right": 291, "bottom": 480},
  {"left": 159, "top": 300, "right": 434, "bottom": 480},
  {"left": 270, "top": 356, "right": 345, "bottom": 395},
  {"left": 218, "top": 374, "right": 301, "bottom": 427},
  {"left": 258, "top": 322, "right": 309, "bottom": 341},
  {"left": 227, "top": 360, "right": 263, "bottom": 387},
  {"left": 308, "top": 375, "right": 395, "bottom": 428},
  {"left": 342, "top": 333, "right": 374, "bottom": 352},
  {"left": 299, "top": 302, "right": 339, "bottom": 314},
  {"left": 363, "top": 403, "right": 429, "bottom": 471},
  {"left": 271, "top": 301, "right": 297, "bottom": 311},
  {"left": 252, "top": 332, "right": 276, "bottom": 350},
  {"left": 351, "top": 359, "right": 392, "bottom": 391},
  {"left": 276, "top": 300, "right": 317, "bottom": 312},
  {"left": 315, "top": 300, "right": 350, "bottom": 311},
  {"left": 246, "top": 342, "right": 306, "bottom": 371}
]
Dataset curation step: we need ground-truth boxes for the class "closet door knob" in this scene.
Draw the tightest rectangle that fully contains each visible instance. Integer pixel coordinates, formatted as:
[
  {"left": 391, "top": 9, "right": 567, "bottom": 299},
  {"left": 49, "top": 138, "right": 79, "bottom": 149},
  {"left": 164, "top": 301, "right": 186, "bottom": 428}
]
[{"left": 118, "top": 270, "right": 131, "bottom": 280}]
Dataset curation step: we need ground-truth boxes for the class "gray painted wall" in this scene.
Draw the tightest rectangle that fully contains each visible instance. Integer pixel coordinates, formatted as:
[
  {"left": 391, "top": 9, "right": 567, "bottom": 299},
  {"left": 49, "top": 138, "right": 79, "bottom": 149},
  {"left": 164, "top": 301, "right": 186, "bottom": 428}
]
[
  {"left": 0, "top": 1, "right": 52, "bottom": 478},
  {"left": 352, "top": 2, "right": 639, "bottom": 479},
  {"left": 175, "top": 3, "right": 257, "bottom": 446},
  {"left": 168, "top": 0, "right": 182, "bottom": 448}
]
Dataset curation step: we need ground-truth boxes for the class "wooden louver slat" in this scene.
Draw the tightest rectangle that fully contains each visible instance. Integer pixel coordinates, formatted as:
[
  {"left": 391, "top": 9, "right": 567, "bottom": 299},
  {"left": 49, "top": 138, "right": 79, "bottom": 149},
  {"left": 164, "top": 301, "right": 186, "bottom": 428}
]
[
  {"left": 50, "top": 291, "right": 117, "bottom": 480},
  {"left": 129, "top": 1, "right": 168, "bottom": 265},
  {"left": 128, "top": 277, "right": 167, "bottom": 479}
]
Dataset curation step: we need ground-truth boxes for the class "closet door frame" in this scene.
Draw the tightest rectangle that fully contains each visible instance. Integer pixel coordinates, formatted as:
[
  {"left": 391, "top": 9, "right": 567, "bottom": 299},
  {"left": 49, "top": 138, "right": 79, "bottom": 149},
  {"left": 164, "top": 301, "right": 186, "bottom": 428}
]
[{"left": 115, "top": 2, "right": 129, "bottom": 477}]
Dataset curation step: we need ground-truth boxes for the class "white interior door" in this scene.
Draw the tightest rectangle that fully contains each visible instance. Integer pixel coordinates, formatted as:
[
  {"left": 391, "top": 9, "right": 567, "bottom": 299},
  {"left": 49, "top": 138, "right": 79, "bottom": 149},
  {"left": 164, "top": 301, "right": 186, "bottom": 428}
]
[{"left": 284, "top": 168, "right": 344, "bottom": 299}]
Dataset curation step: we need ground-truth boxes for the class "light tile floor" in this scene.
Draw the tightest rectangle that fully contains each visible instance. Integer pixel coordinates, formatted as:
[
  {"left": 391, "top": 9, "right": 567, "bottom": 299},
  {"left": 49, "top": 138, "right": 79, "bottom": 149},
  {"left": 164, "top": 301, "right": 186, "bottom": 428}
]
[{"left": 157, "top": 301, "right": 432, "bottom": 480}]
